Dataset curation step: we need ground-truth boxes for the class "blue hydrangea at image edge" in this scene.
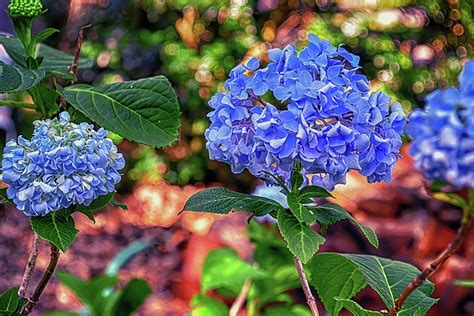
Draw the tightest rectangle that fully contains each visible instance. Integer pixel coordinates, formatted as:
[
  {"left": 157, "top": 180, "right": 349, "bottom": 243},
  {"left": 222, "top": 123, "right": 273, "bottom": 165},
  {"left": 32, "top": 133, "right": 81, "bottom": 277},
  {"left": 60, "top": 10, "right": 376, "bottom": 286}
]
[
  {"left": 205, "top": 34, "right": 406, "bottom": 191},
  {"left": 407, "top": 60, "right": 474, "bottom": 189},
  {"left": 1, "top": 112, "right": 125, "bottom": 217}
]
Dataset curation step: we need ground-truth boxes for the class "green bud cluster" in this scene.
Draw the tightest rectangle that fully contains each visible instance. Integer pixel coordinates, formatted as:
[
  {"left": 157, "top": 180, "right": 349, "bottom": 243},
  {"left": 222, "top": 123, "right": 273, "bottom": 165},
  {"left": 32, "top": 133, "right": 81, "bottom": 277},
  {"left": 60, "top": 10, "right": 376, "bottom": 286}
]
[{"left": 8, "top": 0, "right": 43, "bottom": 18}]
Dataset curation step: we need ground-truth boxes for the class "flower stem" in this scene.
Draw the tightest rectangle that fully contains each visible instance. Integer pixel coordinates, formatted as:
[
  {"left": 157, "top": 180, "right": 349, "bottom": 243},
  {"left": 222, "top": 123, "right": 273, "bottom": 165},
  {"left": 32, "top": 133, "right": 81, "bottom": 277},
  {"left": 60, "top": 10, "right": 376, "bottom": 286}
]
[
  {"left": 293, "top": 256, "right": 320, "bottom": 316},
  {"left": 0, "top": 100, "right": 36, "bottom": 109},
  {"left": 388, "top": 208, "right": 473, "bottom": 315},
  {"left": 18, "top": 234, "right": 41, "bottom": 298},
  {"left": 21, "top": 243, "right": 60, "bottom": 315},
  {"left": 229, "top": 279, "right": 252, "bottom": 316}
]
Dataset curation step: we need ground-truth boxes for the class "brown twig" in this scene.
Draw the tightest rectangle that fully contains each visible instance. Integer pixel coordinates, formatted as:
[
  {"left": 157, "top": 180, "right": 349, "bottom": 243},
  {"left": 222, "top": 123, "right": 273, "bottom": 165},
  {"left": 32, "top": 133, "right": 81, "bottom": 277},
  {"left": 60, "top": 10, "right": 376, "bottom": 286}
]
[
  {"left": 69, "top": 24, "right": 91, "bottom": 80},
  {"left": 18, "top": 234, "right": 42, "bottom": 299},
  {"left": 21, "top": 244, "right": 60, "bottom": 315},
  {"left": 229, "top": 279, "right": 252, "bottom": 316},
  {"left": 293, "top": 256, "right": 320, "bottom": 316},
  {"left": 388, "top": 210, "right": 473, "bottom": 316}
]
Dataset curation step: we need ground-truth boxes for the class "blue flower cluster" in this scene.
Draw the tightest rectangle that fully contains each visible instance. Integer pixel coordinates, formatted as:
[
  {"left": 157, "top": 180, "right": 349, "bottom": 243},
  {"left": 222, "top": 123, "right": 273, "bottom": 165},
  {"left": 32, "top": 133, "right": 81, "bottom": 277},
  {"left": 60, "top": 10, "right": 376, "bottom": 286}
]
[
  {"left": 1, "top": 112, "right": 125, "bottom": 216},
  {"left": 407, "top": 61, "right": 474, "bottom": 188},
  {"left": 205, "top": 35, "right": 405, "bottom": 190}
]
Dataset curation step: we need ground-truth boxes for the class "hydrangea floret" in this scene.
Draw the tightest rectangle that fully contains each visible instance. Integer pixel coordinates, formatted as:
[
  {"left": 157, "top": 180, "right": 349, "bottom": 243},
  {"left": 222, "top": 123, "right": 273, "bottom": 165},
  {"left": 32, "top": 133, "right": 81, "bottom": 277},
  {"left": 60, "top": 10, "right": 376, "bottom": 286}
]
[
  {"left": 406, "top": 60, "right": 474, "bottom": 188},
  {"left": 7, "top": 0, "right": 43, "bottom": 18},
  {"left": 1, "top": 112, "right": 125, "bottom": 216},
  {"left": 205, "top": 35, "right": 406, "bottom": 190}
]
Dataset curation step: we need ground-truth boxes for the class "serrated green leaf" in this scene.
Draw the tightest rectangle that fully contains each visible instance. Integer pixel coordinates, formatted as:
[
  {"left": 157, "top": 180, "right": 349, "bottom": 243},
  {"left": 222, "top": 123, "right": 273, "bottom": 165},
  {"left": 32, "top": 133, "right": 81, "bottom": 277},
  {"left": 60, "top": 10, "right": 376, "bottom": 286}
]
[
  {"left": 191, "top": 295, "right": 229, "bottom": 316},
  {"left": 287, "top": 192, "right": 316, "bottom": 224},
  {"left": 0, "top": 188, "right": 13, "bottom": 205},
  {"left": 0, "top": 36, "right": 93, "bottom": 74},
  {"left": 0, "top": 62, "right": 45, "bottom": 93},
  {"left": 277, "top": 210, "right": 325, "bottom": 264},
  {"left": 30, "top": 210, "right": 79, "bottom": 252},
  {"left": 56, "top": 271, "right": 118, "bottom": 316},
  {"left": 298, "top": 185, "right": 334, "bottom": 200},
  {"left": 63, "top": 76, "right": 180, "bottom": 148},
  {"left": 432, "top": 192, "right": 467, "bottom": 209},
  {"left": 0, "top": 287, "right": 19, "bottom": 315},
  {"left": 313, "top": 203, "right": 379, "bottom": 248},
  {"left": 184, "top": 187, "right": 283, "bottom": 216},
  {"left": 334, "top": 298, "right": 383, "bottom": 316},
  {"left": 201, "top": 248, "right": 267, "bottom": 294},
  {"left": 107, "top": 279, "right": 152, "bottom": 316},
  {"left": 308, "top": 253, "right": 437, "bottom": 316}
]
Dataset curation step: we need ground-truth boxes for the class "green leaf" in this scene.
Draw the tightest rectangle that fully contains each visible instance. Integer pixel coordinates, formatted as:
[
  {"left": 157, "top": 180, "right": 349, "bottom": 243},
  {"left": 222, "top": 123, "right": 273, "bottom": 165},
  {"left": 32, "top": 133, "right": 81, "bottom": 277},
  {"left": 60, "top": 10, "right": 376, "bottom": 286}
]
[
  {"left": 0, "top": 188, "right": 13, "bottom": 205},
  {"left": 454, "top": 279, "right": 474, "bottom": 288},
  {"left": 110, "top": 199, "right": 128, "bottom": 210},
  {"left": 0, "top": 36, "right": 93, "bottom": 74},
  {"left": 30, "top": 210, "right": 79, "bottom": 252},
  {"left": 0, "top": 62, "right": 45, "bottom": 93},
  {"left": 0, "top": 288, "right": 19, "bottom": 315},
  {"left": 56, "top": 271, "right": 118, "bottom": 316},
  {"left": 201, "top": 248, "right": 267, "bottom": 294},
  {"left": 183, "top": 187, "right": 283, "bottom": 216},
  {"left": 190, "top": 295, "right": 229, "bottom": 316},
  {"left": 313, "top": 203, "right": 379, "bottom": 248},
  {"left": 109, "top": 279, "right": 152, "bottom": 316},
  {"left": 432, "top": 192, "right": 468, "bottom": 209},
  {"left": 76, "top": 193, "right": 114, "bottom": 213},
  {"left": 308, "top": 253, "right": 437, "bottom": 316},
  {"left": 264, "top": 304, "right": 311, "bottom": 316},
  {"left": 32, "top": 28, "right": 59, "bottom": 44},
  {"left": 277, "top": 210, "right": 325, "bottom": 264},
  {"left": 334, "top": 298, "right": 383, "bottom": 316},
  {"left": 63, "top": 76, "right": 181, "bottom": 148},
  {"left": 287, "top": 192, "right": 316, "bottom": 224},
  {"left": 28, "top": 84, "right": 59, "bottom": 117},
  {"left": 290, "top": 161, "right": 304, "bottom": 191},
  {"left": 299, "top": 185, "right": 334, "bottom": 200}
]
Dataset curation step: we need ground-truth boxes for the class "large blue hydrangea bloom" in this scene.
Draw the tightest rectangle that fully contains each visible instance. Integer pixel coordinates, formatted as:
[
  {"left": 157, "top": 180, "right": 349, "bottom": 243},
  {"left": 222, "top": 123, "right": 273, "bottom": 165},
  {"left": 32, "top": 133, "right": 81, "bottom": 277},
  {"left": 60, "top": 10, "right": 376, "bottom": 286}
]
[
  {"left": 206, "top": 35, "right": 405, "bottom": 190},
  {"left": 1, "top": 112, "right": 125, "bottom": 216},
  {"left": 407, "top": 61, "right": 474, "bottom": 188}
]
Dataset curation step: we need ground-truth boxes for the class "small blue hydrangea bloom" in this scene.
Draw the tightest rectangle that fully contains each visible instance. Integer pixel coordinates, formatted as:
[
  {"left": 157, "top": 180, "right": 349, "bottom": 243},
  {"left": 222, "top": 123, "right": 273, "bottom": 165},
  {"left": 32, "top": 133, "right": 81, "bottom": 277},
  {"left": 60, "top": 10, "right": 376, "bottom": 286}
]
[
  {"left": 205, "top": 35, "right": 406, "bottom": 191},
  {"left": 406, "top": 61, "right": 474, "bottom": 188},
  {"left": 1, "top": 112, "right": 125, "bottom": 216}
]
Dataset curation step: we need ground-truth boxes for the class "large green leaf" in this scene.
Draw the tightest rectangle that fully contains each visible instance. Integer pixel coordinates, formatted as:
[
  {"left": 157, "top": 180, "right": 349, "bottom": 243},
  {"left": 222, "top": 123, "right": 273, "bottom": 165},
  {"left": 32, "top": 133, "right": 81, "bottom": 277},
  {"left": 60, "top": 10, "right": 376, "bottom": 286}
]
[
  {"left": 56, "top": 271, "right": 118, "bottom": 316},
  {"left": 190, "top": 295, "right": 229, "bottom": 316},
  {"left": 0, "top": 36, "right": 93, "bottom": 74},
  {"left": 30, "top": 210, "right": 79, "bottom": 252},
  {"left": 201, "top": 248, "right": 267, "bottom": 294},
  {"left": 287, "top": 192, "right": 316, "bottom": 224},
  {"left": 313, "top": 203, "right": 379, "bottom": 248},
  {"left": 0, "top": 288, "right": 19, "bottom": 315},
  {"left": 183, "top": 187, "right": 283, "bottom": 216},
  {"left": 298, "top": 185, "right": 333, "bottom": 200},
  {"left": 334, "top": 298, "right": 383, "bottom": 316},
  {"left": 308, "top": 253, "right": 437, "bottom": 316},
  {"left": 0, "top": 62, "right": 45, "bottom": 93},
  {"left": 277, "top": 210, "right": 325, "bottom": 264},
  {"left": 63, "top": 76, "right": 180, "bottom": 148},
  {"left": 107, "top": 279, "right": 152, "bottom": 316}
]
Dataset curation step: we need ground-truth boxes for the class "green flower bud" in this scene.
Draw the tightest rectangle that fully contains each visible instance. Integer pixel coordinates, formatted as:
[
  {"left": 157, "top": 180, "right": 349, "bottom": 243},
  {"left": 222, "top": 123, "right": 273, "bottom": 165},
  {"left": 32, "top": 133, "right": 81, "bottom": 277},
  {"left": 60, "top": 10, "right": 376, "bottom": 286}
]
[{"left": 8, "top": 0, "right": 43, "bottom": 18}]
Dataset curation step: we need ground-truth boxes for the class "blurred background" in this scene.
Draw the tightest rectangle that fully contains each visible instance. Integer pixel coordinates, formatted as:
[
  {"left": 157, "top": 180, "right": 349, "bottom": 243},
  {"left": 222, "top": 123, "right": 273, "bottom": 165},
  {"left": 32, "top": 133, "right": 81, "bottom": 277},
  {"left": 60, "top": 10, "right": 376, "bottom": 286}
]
[{"left": 0, "top": 0, "right": 473, "bottom": 315}]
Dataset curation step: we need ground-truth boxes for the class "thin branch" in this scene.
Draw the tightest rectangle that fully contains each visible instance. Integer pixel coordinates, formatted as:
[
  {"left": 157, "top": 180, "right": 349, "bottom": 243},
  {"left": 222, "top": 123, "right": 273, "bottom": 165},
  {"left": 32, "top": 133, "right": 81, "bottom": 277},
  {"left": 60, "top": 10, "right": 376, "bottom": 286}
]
[
  {"left": 21, "top": 244, "right": 61, "bottom": 315},
  {"left": 229, "top": 279, "right": 252, "bottom": 316},
  {"left": 18, "top": 234, "right": 41, "bottom": 298},
  {"left": 69, "top": 24, "right": 91, "bottom": 80},
  {"left": 293, "top": 256, "right": 320, "bottom": 316},
  {"left": 0, "top": 100, "right": 36, "bottom": 109},
  {"left": 388, "top": 210, "right": 473, "bottom": 316}
]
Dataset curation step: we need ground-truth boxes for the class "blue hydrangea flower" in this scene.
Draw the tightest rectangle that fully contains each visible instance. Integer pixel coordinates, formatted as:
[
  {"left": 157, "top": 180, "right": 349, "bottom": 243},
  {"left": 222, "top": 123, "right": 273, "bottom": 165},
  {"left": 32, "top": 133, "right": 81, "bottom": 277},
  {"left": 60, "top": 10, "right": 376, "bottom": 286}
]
[
  {"left": 406, "top": 61, "right": 474, "bottom": 188},
  {"left": 205, "top": 35, "right": 406, "bottom": 191},
  {"left": 1, "top": 112, "right": 125, "bottom": 216}
]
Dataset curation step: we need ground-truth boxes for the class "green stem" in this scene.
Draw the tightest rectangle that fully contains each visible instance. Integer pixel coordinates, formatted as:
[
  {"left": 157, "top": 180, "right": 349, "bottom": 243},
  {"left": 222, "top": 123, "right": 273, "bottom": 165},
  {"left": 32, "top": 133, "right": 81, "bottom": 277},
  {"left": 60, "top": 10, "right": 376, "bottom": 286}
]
[{"left": 0, "top": 100, "right": 35, "bottom": 109}]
